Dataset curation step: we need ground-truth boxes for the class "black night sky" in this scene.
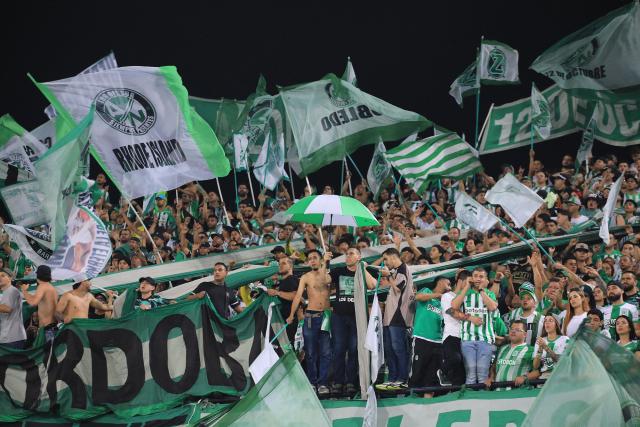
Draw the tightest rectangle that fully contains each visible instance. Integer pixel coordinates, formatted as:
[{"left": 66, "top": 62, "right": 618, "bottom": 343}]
[{"left": 0, "top": 1, "right": 626, "bottom": 198}]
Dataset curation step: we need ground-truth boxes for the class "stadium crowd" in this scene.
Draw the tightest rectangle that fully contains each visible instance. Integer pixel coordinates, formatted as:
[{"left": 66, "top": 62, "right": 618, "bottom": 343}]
[{"left": 0, "top": 147, "right": 639, "bottom": 399}]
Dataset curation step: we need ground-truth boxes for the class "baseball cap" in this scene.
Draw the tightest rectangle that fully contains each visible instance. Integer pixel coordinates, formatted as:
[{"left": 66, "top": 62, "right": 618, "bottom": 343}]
[
  {"left": 155, "top": 193, "right": 167, "bottom": 200},
  {"left": 518, "top": 282, "right": 537, "bottom": 302},
  {"left": 566, "top": 195, "right": 582, "bottom": 206},
  {"left": 139, "top": 276, "right": 157, "bottom": 287},
  {"left": 574, "top": 242, "right": 589, "bottom": 252}
]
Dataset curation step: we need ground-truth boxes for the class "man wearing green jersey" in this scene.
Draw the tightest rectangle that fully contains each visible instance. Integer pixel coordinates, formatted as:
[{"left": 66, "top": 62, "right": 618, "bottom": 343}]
[
  {"left": 602, "top": 281, "right": 639, "bottom": 338},
  {"left": 487, "top": 320, "right": 539, "bottom": 389},
  {"left": 409, "top": 277, "right": 450, "bottom": 397},
  {"left": 503, "top": 283, "right": 544, "bottom": 347},
  {"left": 452, "top": 267, "right": 498, "bottom": 385}
]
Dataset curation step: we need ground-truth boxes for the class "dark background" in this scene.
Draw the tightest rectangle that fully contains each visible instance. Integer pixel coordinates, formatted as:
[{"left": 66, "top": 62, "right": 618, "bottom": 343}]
[{"left": 0, "top": 1, "right": 630, "bottom": 202}]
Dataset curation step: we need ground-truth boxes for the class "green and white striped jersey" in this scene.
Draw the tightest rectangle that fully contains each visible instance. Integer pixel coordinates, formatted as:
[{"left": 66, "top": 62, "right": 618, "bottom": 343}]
[
  {"left": 495, "top": 343, "right": 534, "bottom": 383},
  {"left": 533, "top": 335, "right": 569, "bottom": 374},
  {"left": 460, "top": 289, "right": 499, "bottom": 344},
  {"left": 503, "top": 308, "right": 545, "bottom": 347},
  {"left": 619, "top": 340, "right": 639, "bottom": 353},
  {"left": 601, "top": 303, "right": 639, "bottom": 338}
]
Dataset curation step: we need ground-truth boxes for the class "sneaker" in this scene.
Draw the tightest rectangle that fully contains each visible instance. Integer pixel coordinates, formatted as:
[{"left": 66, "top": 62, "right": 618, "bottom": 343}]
[
  {"left": 345, "top": 383, "right": 357, "bottom": 394},
  {"left": 375, "top": 381, "right": 393, "bottom": 391},
  {"left": 331, "top": 383, "right": 344, "bottom": 394},
  {"left": 397, "top": 382, "right": 408, "bottom": 389},
  {"left": 317, "top": 385, "right": 331, "bottom": 396},
  {"left": 437, "top": 369, "right": 452, "bottom": 387},
  {"left": 385, "top": 382, "right": 402, "bottom": 391}
]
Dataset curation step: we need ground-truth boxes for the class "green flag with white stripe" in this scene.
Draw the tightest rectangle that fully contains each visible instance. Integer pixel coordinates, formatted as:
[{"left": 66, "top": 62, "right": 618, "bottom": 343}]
[
  {"left": 449, "top": 61, "right": 479, "bottom": 107},
  {"left": 385, "top": 133, "right": 482, "bottom": 194}
]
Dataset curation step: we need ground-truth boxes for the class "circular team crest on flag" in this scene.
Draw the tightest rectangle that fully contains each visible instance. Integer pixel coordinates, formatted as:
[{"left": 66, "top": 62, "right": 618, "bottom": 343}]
[
  {"left": 94, "top": 88, "right": 156, "bottom": 135},
  {"left": 325, "top": 83, "right": 355, "bottom": 108}
]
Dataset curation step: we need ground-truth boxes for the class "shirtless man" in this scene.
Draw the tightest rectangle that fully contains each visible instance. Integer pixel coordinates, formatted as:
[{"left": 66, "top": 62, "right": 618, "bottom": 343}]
[
  {"left": 287, "top": 249, "right": 332, "bottom": 396},
  {"left": 21, "top": 265, "right": 58, "bottom": 342},
  {"left": 56, "top": 280, "right": 114, "bottom": 324}
]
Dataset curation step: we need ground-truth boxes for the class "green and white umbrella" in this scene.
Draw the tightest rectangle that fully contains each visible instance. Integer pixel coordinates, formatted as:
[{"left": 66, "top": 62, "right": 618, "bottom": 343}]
[{"left": 285, "top": 195, "right": 380, "bottom": 227}]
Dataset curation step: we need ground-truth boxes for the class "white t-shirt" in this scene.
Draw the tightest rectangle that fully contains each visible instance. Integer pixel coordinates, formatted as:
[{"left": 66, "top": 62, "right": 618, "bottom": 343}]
[
  {"left": 0, "top": 286, "right": 26, "bottom": 343},
  {"left": 441, "top": 291, "right": 460, "bottom": 340},
  {"left": 570, "top": 215, "right": 589, "bottom": 225},
  {"left": 564, "top": 312, "right": 588, "bottom": 337}
]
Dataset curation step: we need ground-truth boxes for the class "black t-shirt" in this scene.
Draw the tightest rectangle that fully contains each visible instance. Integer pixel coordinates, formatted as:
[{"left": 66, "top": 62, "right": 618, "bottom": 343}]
[
  {"left": 194, "top": 281, "right": 240, "bottom": 319},
  {"left": 277, "top": 275, "right": 299, "bottom": 319},
  {"left": 330, "top": 267, "right": 357, "bottom": 316}
]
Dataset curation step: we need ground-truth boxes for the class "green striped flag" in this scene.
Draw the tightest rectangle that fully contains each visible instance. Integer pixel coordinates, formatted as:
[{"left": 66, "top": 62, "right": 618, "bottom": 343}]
[{"left": 385, "top": 133, "right": 482, "bottom": 194}]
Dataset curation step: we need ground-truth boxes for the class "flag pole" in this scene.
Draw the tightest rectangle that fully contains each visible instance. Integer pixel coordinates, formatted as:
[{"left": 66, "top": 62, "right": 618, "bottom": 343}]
[
  {"left": 474, "top": 42, "right": 483, "bottom": 150},
  {"left": 246, "top": 169, "right": 256, "bottom": 206},
  {"left": 233, "top": 168, "right": 239, "bottom": 212},
  {"left": 343, "top": 158, "right": 353, "bottom": 195},
  {"left": 128, "top": 201, "right": 163, "bottom": 264},
  {"left": 288, "top": 163, "right": 295, "bottom": 198},
  {"left": 215, "top": 177, "right": 232, "bottom": 226},
  {"left": 305, "top": 175, "right": 327, "bottom": 252},
  {"left": 521, "top": 226, "right": 555, "bottom": 263},
  {"left": 495, "top": 217, "right": 535, "bottom": 252}
]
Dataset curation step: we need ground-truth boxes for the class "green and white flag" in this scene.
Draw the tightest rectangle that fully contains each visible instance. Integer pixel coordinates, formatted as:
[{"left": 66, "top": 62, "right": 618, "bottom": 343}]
[
  {"left": 342, "top": 56, "right": 357, "bottom": 86},
  {"left": 189, "top": 96, "right": 246, "bottom": 159},
  {"left": 233, "top": 134, "right": 249, "bottom": 171},
  {"left": 366, "top": 139, "right": 392, "bottom": 200},
  {"left": 0, "top": 114, "right": 47, "bottom": 175},
  {"left": 576, "top": 107, "right": 597, "bottom": 169},
  {"left": 385, "top": 133, "right": 482, "bottom": 194},
  {"left": 34, "top": 108, "right": 94, "bottom": 247},
  {"left": 531, "top": 2, "right": 640, "bottom": 101},
  {"left": 600, "top": 175, "right": 623, "bottom": 244},
  {"left": 142, "top": 191, "right": 167, "bottom": 216},
  {"left": 253, "top": 130, "right": 288, "bottom": 191},
  {"left": 479, "top": 40, "right": 520, "bottom": 84},
  {"left": 30, "top": 117, "right": 57, "bottom": 150},
  {"left": 449, "top": 61, "right": 479, "bottom": 107},
  {"left": 454, "top": 191, "right": 499, "bottom": 233},
  {"left": 530, "top": 83, "right": 551, "bottom": 139},
  {"left": 485, "top": 173, "right": 543, "bottom": 229},
  {"left": 45, "top": 52, "right": 119, "bottom": 119},
  {"left": 31, "top": 66, "right": 231, "bottom": 199},
  {"left": 0, "top": 181, "right": 47, "bottom": 227},
  {"left": 280, "top": 74, "right": 431, "bottom": 176},
  {"left": 522, "top": 328, "right": 640, "bottom": 427}
]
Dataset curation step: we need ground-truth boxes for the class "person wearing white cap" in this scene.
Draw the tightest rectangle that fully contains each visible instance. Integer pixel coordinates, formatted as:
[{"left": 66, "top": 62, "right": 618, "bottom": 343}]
[
  {"left": 566, "top": 195, "right": 589, "bottom": 225},
  {"left": 503, "top": 282, "right": 545, "bottom": 347}
]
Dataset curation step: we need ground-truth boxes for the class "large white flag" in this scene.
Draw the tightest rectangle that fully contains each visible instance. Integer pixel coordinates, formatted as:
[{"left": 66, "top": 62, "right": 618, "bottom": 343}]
[
  {"left": 599, "top": 175, "right": 623, "bottom": 244},
  {"left": 485, "top": 173, "right": 543, "bottom": 228},
  {"left": 479, "top": 40, "right": 520, "bottom": 84},
  {"left": 45, "top": 52, "right": 119, "bottom": 119},
  {"left": 233, "top": 134, "right": 249, "bottom": 171},
  {"left": 3, "top": 206, "right": 112, "bottom": 282},
  {"left": 32, "top": 66, "right": 230, "bottom": 199},
  {"left": 454, "top": 192, "right": 499, "bottom": 233},
  {"left": 253, "top": 130, "right": 288, "bottom": 191},
  {"left": 365, "top": 292, "right": 384, "bottom": 382}
]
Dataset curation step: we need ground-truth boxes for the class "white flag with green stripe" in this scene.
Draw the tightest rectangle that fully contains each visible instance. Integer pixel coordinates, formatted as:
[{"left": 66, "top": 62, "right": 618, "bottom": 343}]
[
  {"left": 280, "top": 74, "right": 430, "bottom": 177},
  {"left": 530, "top": 83, "right": 551, "bottom": 139},
  {"left": 385, "top": 133, "right": 482, "bottom": 194},
  {"left": 0, "top": 114, "right": 46, "bottom": 175},
  {"left": 449, "top": 61, "right": 479, "bottom": 107},
  {"left": 253, "top": 130, "right": 288, "bottom": 191},
  {"left": 454, "top": 192, "right": 499, "bottom": 233},
  {"left": 479, "top": 40, "right": 520, "bottom": 84},
  {"left": 31, "top": 66, "right": 230, "bottom": 199},
  {"left": 366, "top": 139, "right": 392, "bottom": 200},
  {"left": 576, "top": 106, "right": 597, "bottom": 168}
]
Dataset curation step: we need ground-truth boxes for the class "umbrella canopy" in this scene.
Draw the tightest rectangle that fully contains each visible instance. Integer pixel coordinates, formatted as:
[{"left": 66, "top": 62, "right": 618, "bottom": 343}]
[{"left": 285, "top": 195, "right": 380, "bottom": 227}]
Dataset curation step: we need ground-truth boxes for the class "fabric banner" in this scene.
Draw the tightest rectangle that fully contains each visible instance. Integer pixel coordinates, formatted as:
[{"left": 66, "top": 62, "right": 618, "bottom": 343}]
[
  {"left": 485, "top": 173, "right": 543, "bottom": 229},
  {"left": 189, "top": 96, "right": 246, "bottom": 159},
  {"left": 3, "top": 206, "right": 112, "bottom": 282},
  {"left": 280, "top": 74, "right": 431, "bottom": 176},
  {"left": 367, "top": 139, "right": 392, "bottom": 200},
  {"left": 0, "top": 295, "right": 285, "bottom": 422},
  {"left": 30, "top": 117, "right": 57, "bottom": 151},
  {"left": 600, "top": 175, "right": 624, "bottom": 244},
  {"left": 233, "top": 134, "right": 249, "bottom": 171},
  {"left": 479, "top": 40, "right": 520, "bottom": 84},
  {"left": 0, "top": 114, "right": 48, "bottom": 174},
  {"left": 32, "top": 66, "right": 230, "bottom": 199},
  {"left": 531, "top": 2, "right": 640, "bottom": 101},
  {"left": 354, "top": 262, "right": 371, "bottom": 398},
  {"left": 449, "top": 61, "right": 479, "bottom": 107},
  {"left": 478, "top": 84, "right": 640, "bottom": 154},
  {"left": 0, "top": 180, "right": 47, "bottom": 227},
  {"left": 523, "top": 328, "right": 640, "bottom": 426},
  {"left": 253, "top": 130, "right": 288, "bottom": 191},
  {"left": 454, "top": 191, "right": 499, "bottom": 233},
  {"left": 44, "top": 52, "right": 119, "bottom": 119},
  {"left": 323, "top": 389, "right": 539, "bottom": 426},
  {"left": 531, "top": 83, "right": 551, "bottom": 139}
]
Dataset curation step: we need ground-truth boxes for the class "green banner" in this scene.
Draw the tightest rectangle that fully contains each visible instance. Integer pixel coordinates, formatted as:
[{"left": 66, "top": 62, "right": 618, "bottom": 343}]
[
  {"left": 188, "top": 96, "right": 246, "bottom": 158},
  {"left": 0, "top": 295, "right": 285, "bottom": 422},
  {"left": 323, "top": 389, "right": 539, "bottom": 426},
  {"left": 479, "top": 85, "right": 640, "bottom": 154}
]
